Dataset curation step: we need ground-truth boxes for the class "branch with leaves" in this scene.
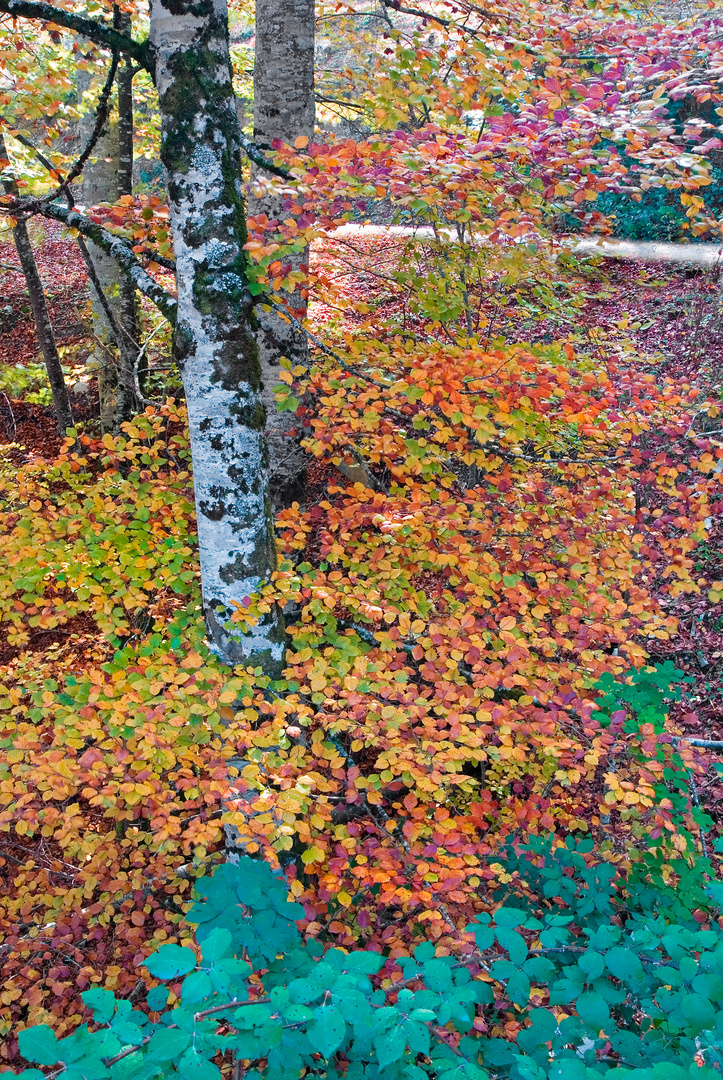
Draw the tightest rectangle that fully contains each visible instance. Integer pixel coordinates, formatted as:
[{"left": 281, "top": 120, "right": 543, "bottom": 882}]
[
  {"left": 0, "top": 0, "right": 154, "bottom": 73},
  {"left": 0, "top": 199, "right": 178, "bottom": 322}
]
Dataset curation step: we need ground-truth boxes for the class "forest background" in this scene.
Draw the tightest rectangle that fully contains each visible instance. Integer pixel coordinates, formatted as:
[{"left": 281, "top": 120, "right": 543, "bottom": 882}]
[{"left": 2, "top": 0, "right": 723, "bottom": 1076}]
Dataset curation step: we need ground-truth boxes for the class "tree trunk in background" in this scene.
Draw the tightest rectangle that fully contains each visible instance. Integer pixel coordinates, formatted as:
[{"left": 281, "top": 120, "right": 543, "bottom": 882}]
[
  {"left": 0, "top": 134, "right": 74, "bottom": 435},
  {"left": 116, "top": 10, "right": 134, "bottom": 199},
  {"left": 78, "top": 29, "right": 138, "bottom": 431},
  {"left": 114, "top": 7, "right": 141, "bottom": 420},
  {"left": 149, "top": 0, "right": 285, "bottom": 672},
  {"left": 249, "top": 0, "right": 315, "bottom": 509}
]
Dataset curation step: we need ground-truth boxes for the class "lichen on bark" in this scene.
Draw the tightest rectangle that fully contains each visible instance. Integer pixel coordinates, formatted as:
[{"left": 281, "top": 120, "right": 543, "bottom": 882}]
[{"left": 150, "top": 0, "right": 285, "bottom": 674}]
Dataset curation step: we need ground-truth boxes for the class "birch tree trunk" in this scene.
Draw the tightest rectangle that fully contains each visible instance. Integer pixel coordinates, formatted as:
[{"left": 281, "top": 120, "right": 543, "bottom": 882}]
[
  {"left": 149, "top": 0, "right": 285, "bottom": 672},
  {"left": 249, "top": 0, "right": 315, "bottom": 509},
  {"left": 78, "top": 33, "right": 138, "bottom": 431},
  {"left": 114, "top": 7, "right": 141, "bottom": 421}
]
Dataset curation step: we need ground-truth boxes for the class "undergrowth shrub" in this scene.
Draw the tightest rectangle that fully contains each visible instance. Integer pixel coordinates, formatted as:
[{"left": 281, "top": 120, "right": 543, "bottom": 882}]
[
  {"left": 7, "top": 663, "right": 723, "bottom": 1079},
  {"left": 12, "top": 831, "right": 723, "bottom": 1080},
  {"left": 0, "top": 361, "right": 84, "bottom": 406},
  {"left": 2, "top": 312, "right": 723, "bottom": 1053}
]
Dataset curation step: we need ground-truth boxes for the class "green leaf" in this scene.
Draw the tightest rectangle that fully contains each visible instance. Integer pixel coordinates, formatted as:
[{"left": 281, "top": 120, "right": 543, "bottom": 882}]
[
  {"left": 471, "top": 925, "right": 495, "bottom": 951},
  {"left": 518, "top": 1007, "right": 557, "bottom": 1051},
  {"left": 288, "top": 977, "right": 325, "bottom": 1004},
  {"left": 549, "top": 1060, "right": 586, "bottom": 1080},
  {"left": 404, "top": 1019, "right": 430, "bottom": 1057},
  {"left": 61, "top": 1063, "right": 109, "bottom": 1080},
  {"left": 82, "top": 987, "right": 116, "bottom": 1024},
  {"left": 280, "top": 1002, "right": 313, "bottom": 1024},
  {"left": 604, "top": 947, "right": 643, "bottom": 983},
  {"left": 307, "top": 1005, "right": 346, "bottom": 1058},
  {"left": 18, "top": 1026, "right": 60, "bottom": 1066},
  {"left": 178, "top": 1048, "right": 223, "bottom": 1080},
  {"left": 523, "top": 956, "right": 556, "bottom": 981},
  {"left": 423, "top": 957, "right": 454, "bottom": 992},
  {"left": 143, "top": 944, "right": 197, "bottom": 980},
  {"left": 575, "top": 991, "right": 609, "bottom": 1031},
  {"left": 496, "top": 927, "right": 528, "bottom": 966},
  {"left": 146, "top": 1027, "right": 192, "bottom": 1060},
  {"left": 507, "top": 970, "right": 531, "bottom": 1007},
  {"left": 415, "top": 941, "right": 435, "bottom": 962},
  {"left": 200, "top": 927, "right": 233, "bottom": 963},
  {"left": 682, "top": 991, "right": 716, "bottom": 1031},
  {"left": 410, "top": 1008, "right": 437, "bottom": 1022},
  {"left": 180, "top": 969, "right": 214, "bottom": 1005},
  {"left": 147, "top": 985, "right": 170, "bottom": 1011},
  {"left": 577, "top": 950, "right": 605, "bottom": 982},
  {"left": 375, "top": 1024, "right": 407, "bottom": 1068},
  {"left": 344, "top": 951, "right": 384, "bottom": 974}
]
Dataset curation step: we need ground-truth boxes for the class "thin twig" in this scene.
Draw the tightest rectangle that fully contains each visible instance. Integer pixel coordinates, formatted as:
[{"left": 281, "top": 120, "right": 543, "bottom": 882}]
[
  {"left": 132, "top": 317, "right": 169, "bottom": 405},
  {"left": 255, "top": 295, "right": 394, "bottom": 389}
]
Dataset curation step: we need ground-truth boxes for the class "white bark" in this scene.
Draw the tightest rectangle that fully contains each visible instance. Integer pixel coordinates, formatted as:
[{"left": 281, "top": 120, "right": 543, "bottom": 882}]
[
  {"left": 78, "top": 49, "right": 138, "bottom": 430},
  {"left": 149, "top": 0, "right": 285, "bottom": 672}
]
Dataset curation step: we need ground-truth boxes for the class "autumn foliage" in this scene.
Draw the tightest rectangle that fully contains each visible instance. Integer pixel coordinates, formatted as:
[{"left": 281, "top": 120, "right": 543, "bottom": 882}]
[
  {"left": 0, "top": 225, "right": 722, "bottom": 1063},
  {"left": 2, "top": 0, "right": 723, "bottom": 1070}
]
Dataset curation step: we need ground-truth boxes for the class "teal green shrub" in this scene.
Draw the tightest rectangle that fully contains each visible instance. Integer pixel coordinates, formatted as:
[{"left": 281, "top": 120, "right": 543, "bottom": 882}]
[{"left": 12, "top": 840, "right": 723, "bottom": 1080}]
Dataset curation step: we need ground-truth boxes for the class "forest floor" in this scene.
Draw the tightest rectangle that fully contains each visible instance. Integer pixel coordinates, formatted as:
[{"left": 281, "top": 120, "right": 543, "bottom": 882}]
[
  {"left": 315, "top": 225, "right": 723, "bottom": 737},
  {"left": 2, "top": 222, "right": 723, "bottom": 1051}
]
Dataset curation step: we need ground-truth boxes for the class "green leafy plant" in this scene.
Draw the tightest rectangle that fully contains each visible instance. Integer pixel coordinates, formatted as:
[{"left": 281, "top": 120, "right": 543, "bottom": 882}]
[
  {"left": 0, "top": 360, "right": 84, "bottom": 405},
  {"left": 13, "top": 824, "right": 723, "bottom": 1080}
]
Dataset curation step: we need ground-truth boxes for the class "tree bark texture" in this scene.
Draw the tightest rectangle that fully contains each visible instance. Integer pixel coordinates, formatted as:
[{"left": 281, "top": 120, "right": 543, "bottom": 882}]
[
  {"left": 249, "top": 0, "right": 315, "bottom": 509},
  {"left": 0, "top": 134, "right": 74, "bottom": 435},
  {"left": 114, "top": 7, "right": 142, "bottom": 419},
  {"left": 78, "top": 41, "right": 138, "bottom": 431},
  {"left": 149, "top": 0, "right": 285, "bottom": 672},
  {"left": 116, "top": 9, "right": 135, "bottom": 198}
]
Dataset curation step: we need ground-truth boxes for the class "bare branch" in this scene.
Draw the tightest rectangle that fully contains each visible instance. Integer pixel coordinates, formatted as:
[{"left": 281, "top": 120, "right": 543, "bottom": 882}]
[
  {"left": 380, "top": 0, "right": 453, "bottom": 29},
  {"left": 315, "top": 94, "right": 365, "bottom": 111}
]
